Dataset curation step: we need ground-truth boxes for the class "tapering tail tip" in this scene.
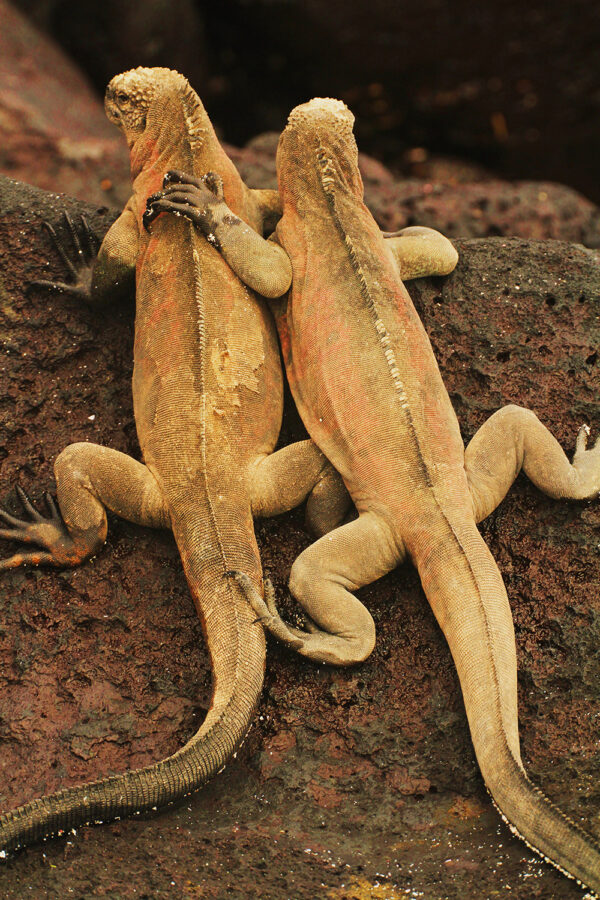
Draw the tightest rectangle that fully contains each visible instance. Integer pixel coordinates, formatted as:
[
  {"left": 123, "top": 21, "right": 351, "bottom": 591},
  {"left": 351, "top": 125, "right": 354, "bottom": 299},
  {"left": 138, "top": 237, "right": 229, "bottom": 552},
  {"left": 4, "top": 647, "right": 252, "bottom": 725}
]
[
  {"left": 0, "top": 626, "right": 265, "bottom": 855},
  {"left": 484, "top": 752, "right": 600, "bottom": 895}
]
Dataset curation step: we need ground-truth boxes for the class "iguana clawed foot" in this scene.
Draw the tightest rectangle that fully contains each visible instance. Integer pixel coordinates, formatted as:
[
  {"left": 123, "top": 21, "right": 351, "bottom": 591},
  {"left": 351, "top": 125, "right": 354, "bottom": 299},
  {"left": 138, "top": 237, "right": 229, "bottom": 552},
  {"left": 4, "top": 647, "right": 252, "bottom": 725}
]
[
  {"left": 143, "top": 170, "right": 225, "bottom": 235},
  {"left": 225, "top": 570, "right": 309, "bottom": 650},
  {"left": 572, "top": 424, "right": 600, "bottom": 498},
  {"left": 29, "top": 213, "right": 99, "bottom": 301},
  {"left": 0, "top": 486, "right": 80, "bottom": 570}
]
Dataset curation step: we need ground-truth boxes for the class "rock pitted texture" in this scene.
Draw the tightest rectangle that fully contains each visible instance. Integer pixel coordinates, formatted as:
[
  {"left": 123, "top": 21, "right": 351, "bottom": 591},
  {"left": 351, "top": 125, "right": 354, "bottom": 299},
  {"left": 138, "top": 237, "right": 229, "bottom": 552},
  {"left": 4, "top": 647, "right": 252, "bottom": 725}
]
[{"left": 0, "top": 176, "right": 599, "bottom": 898}]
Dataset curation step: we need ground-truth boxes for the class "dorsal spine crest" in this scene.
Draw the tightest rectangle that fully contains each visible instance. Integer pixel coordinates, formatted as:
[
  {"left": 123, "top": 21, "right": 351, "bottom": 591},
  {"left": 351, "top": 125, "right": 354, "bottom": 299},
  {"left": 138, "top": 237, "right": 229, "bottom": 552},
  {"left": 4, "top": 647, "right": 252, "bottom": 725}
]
[
  {"left": 315, "top": 141, "right": 421, "bottom": 430},
  {"left": 182, "top": 85, "right": 207, "bottom": 158}
]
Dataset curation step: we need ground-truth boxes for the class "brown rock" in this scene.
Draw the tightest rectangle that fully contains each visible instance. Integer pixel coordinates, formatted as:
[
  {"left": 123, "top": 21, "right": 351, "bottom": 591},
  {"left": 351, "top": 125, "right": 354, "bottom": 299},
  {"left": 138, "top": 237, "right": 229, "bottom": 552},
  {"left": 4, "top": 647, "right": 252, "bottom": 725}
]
[
  {"left": 232, "top": 133, "right": 600, "bottom": 249},
  {"left": 0, "top": 0, "right": 130, "bottom": 205},
  {"left": 0, "top": 175, "right": 598, "bottom": 898}
]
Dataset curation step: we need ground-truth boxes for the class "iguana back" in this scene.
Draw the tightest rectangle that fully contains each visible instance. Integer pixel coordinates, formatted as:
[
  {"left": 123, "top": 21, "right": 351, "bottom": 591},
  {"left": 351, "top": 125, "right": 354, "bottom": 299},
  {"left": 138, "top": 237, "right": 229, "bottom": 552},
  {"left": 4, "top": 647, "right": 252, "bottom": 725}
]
[
  {"left": 176, "top": 96, "right": 600, "bottom": 893},
  {"left": 0, "top": 72, "right": 341, "bottom": 853}
]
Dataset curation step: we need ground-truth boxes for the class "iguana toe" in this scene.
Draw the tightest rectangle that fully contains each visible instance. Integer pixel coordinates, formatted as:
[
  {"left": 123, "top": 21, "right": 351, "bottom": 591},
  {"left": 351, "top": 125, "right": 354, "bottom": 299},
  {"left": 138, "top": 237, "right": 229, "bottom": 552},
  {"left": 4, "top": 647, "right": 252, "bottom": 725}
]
[
  {"left": 225, "top": 571, "right": 303, "bottom": 649},
  {"left": 0, "top": 486, "right": 81, "bottom": 567},
  {"left": 30, "top": 214, "right": 96, "bottom": 300}
]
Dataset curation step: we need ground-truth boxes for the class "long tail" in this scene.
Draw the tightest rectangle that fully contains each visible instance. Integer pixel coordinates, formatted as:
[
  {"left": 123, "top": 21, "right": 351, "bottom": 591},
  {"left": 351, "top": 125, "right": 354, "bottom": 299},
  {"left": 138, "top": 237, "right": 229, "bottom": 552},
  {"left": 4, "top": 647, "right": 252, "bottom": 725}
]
[
  {"left": 417, "top": 520, "right": 600, "bottom": 894},
  {"left": 0, "top": 570, "right": 265, "bottom": 854}
]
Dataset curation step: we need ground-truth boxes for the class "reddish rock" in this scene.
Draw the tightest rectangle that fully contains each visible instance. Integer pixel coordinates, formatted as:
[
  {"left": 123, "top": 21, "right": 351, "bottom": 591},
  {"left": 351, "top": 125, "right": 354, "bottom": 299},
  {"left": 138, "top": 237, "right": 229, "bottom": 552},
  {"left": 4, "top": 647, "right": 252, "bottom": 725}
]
[
  {"left": 0, "top": 0, "right": 130, "bottom": 205},
  {"left": 0, "top": 175, "right": 598, "bottom": 898}
]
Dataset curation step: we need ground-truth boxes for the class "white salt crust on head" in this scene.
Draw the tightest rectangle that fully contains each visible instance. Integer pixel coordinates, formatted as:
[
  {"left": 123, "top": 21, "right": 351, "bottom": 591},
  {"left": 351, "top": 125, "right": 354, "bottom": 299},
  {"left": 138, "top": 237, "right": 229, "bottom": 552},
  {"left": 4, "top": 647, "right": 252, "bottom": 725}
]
[{"left": 287, "top": 97, "right": 355, "bottom": 133}]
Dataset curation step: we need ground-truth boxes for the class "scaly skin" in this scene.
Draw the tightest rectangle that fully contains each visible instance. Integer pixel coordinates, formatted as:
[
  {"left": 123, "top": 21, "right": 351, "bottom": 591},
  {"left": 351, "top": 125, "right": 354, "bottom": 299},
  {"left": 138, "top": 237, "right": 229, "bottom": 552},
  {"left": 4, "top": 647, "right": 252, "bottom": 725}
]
[
  {"left": 150, "top": 98, "right": 600, "bottom": 894},
  {"left": 0, "top": 72, "right": 347, "bottom": 853}
]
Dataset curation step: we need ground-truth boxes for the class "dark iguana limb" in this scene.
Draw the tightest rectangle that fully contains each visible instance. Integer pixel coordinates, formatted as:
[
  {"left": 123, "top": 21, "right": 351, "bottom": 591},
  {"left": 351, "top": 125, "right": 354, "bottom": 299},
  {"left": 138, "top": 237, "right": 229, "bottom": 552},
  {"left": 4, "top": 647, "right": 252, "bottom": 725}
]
[
  {"left": 465, "top": 404, "right": 600, "bottom": 522},
  {"left": 33, "top": 208, "right": 137, "bottom": 307},
  {"left": 31, "top": 214, "right": 100, "bottom": 301},
  {"left": 145, "top": 174, "right": 292, "bottom": 299},
  {"left": 163, "top": 97, "right": 600, "bottom": 894}
]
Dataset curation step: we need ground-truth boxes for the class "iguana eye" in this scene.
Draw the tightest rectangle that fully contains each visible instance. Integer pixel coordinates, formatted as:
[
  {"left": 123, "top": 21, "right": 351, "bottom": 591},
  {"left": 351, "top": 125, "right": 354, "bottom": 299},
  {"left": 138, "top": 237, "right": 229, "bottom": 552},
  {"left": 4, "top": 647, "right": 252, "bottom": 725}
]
[{"left": 117, "top": 91, "right": 129, "bottom": 103}]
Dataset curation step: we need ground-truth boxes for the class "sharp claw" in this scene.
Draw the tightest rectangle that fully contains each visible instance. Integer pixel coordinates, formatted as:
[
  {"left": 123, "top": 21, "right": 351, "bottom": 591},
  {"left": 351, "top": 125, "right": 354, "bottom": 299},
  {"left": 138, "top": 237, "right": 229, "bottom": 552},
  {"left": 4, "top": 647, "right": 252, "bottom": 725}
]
[
  {"left": 41, "top": 219, "right": 78, "bottom": 279},
  {"left": 0, "top": 527, "right": 29, "bottom": 541},
  {"left": 0, "top": 551, "right": 54, "bottom": 571},
  {"left": 15, "top": 486, "right": 43, "bottom": 522},
  {"left": 576, "top": 424, "right": 591, "bottom": 454},
  {"left": 0, "top": 507, "right": 25, "bottom": 527},
  {"left": 79, "top": 216, "right": 98, "bottom": 260},
  {"left": 142, "top": 208, "right": 156, "bottom": 232},
  {"left": 44, "top": 492, "right": 59, "bottom": 519},
  {"left": 62, "top": 212, "right": 83, "bottom": 258},
  {"left": 28, "top": 279, "right": 68, "bottom": 294},
  {"left": 164, "top": 170, "right": 187, "bottom": 187}
]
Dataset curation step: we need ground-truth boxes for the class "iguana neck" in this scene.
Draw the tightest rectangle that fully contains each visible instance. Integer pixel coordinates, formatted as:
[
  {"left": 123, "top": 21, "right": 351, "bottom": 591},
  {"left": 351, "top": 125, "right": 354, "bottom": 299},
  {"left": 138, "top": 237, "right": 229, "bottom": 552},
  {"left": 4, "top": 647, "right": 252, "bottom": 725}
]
[{"left": 129, "top": 85, "right": 249, "bottom": 215}]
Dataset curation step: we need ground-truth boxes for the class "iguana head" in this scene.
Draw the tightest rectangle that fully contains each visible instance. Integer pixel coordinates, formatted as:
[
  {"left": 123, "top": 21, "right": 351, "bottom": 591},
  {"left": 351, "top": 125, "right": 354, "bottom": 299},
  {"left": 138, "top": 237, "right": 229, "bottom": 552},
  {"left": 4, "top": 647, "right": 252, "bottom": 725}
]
[
  {"left": 277, "top": 98, "right": 363, "bottom": 207},
  {"left": 105, "top": 67, "right": 209, "bottom": 177}
]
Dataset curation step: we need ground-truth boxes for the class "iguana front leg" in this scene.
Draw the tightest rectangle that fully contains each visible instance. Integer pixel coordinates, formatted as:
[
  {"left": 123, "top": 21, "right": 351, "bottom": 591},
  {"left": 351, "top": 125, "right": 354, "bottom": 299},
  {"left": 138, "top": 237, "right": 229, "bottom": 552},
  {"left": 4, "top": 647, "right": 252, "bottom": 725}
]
[
  {"left": 465, "top": 404, "right": 600, "bottom": 522},
  {"left": 145, "top": 176, "right": 458, "bottom": 288},
  {"left": 383, "top": 226, "right": 458, "bottom": 280},
  {"left": 144, "top": 172, "right": 292, "bottom": 298},
  {"left": 0, "top": 444, "right": 169, "bottom": 570},
  {"left": 32, "top": 213, "right": 99, "bottom": 300},
  {"left": 33, "top": 204, "right": 137, "bottom": 307}
]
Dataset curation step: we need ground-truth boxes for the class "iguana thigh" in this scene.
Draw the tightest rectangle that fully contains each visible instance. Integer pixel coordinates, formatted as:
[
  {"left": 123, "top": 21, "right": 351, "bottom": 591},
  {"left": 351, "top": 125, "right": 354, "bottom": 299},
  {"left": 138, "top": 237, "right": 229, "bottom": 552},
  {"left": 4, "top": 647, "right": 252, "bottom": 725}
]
[{"left": 250, "top": 439, "right": 350, "bottom": 536}]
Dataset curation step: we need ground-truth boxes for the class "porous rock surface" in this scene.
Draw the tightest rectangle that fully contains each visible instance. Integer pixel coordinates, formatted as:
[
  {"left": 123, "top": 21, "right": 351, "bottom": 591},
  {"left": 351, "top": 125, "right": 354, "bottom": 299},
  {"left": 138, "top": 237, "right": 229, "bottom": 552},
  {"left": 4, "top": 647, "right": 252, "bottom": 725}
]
[{"left": 0, "top": 175, "right": 599, "bottom": 898}]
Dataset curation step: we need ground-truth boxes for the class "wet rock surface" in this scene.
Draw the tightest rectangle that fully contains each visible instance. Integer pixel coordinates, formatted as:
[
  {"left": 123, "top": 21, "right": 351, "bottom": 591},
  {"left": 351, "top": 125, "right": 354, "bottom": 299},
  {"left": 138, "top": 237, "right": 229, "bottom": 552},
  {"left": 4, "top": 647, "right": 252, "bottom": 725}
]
[{"left": 0, "top": 177, "right": 599, "bottom": 898}]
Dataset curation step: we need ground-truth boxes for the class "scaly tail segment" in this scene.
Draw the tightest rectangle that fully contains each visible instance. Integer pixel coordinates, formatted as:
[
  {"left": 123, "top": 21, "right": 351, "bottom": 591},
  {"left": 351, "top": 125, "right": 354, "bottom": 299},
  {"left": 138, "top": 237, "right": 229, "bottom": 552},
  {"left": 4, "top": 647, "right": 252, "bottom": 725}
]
[
  {"left": 488, "top": 758, "right": 600, "bottom": 895},
  {"left": 0, "top": 609, "right": 265, "bottom": 855},
  {"left": 419, "top": 525, "right": 600, "bottom": 895}
]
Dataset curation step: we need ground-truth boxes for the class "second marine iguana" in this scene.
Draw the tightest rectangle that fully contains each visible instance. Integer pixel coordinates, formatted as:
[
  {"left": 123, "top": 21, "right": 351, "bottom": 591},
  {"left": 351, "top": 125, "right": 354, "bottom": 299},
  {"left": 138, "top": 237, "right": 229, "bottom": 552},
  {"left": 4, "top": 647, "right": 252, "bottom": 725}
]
[
  {"left": 0, "top": 71, "right": 348, "bottom": 853},
  {"left": 146, "top": 98, "right": 600, "bottom": 893}
]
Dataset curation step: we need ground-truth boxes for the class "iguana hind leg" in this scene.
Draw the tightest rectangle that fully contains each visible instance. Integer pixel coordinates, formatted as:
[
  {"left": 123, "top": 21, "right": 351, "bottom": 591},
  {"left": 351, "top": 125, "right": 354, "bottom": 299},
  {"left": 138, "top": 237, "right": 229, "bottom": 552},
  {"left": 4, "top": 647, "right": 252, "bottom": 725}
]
[
  {"left": 250, "top": 439, "right": 350, "bottom": 537},
  {"left": 0, "top": 443, "right": 168, "bottom": 570},
  {"left": 465, "top": 404, "right": 600, "bottom": 522},
  {"left": 232, "top": 513, "right": 401, "bottom": 666}
]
